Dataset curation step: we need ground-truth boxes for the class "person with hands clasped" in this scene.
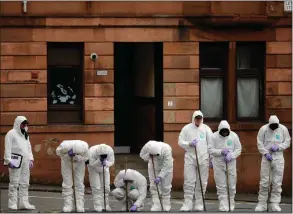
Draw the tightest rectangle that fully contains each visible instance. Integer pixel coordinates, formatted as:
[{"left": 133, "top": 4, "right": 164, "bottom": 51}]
[
  {"left": 178, "top": 110, "right": 213, "bottom": 211},
  {"left": 56, "top": 140, "right": 89, "bottom": 213},
  {"left": 87, "top": 144, "right": 115, "bottom": 212},
  {"left": 112, "top": 169, "right": 147, "bottom": 212},
  {"left": 255, "top": 115, "right": 291, "bottom": 212},
  {"left": 140, "top": 140, "right": 173, "bottom": 211},
  {"left": 208, "top": 120, "right": 242, "bottom": 212},
  {"left": 4, "top": 116, "right": 35, "bottom": 210}
]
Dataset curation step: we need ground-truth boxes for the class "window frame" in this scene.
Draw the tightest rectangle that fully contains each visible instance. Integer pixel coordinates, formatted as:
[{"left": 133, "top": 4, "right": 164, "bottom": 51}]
[
  {"left": 47, "top": 42, "right": 84, "bottom": 125},
  {"left": 199, "top": 42, "right": 229, "bottom": 121},
  {"left": 235, "top": 42, "right": 265, "bottom": 121}
]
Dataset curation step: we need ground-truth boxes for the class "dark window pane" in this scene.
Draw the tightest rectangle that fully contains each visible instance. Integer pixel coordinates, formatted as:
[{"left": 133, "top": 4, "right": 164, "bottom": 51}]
[
  {"left": 47, "top": 42, "right": 83, "bottom": 124},
  {"left": 237, "top": 42, "right": 265, "bottom": 70},
  {"left": 200, "top": 42, "right": 229, "bottom": 69}
]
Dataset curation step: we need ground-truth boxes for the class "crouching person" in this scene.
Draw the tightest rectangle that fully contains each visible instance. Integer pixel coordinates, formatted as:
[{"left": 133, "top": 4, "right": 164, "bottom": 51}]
[
  {"left": 56, "top": 139, "right": 89, "bottom": 213},
  {"left": 112, "top": 169, "right": 147, "bottom": 212},
  {"left": 87, "top": 144, "right": 115, "bottom": 212}
]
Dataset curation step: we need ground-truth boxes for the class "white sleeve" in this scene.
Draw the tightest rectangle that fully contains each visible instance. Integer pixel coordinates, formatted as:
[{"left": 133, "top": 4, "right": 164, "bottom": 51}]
[
  {"left": 139, "top": 143, "right": 150, "bottom": 162},
  {"left": 27, "top": 137, "right": 34, "bottom": 161},
  {"left": 73, "top": 141, "right": 89, "bottom": 155},
  {"left": 4, "top": 132, "right": 13, "bottom": 165},
  {"left": 208, "top": 134, "right": 222, "bottom": 157},
  {"left": 105, "top": 148, "right": 115, "bottom": 167},
  {"left": 56, "top": 141, "right": 72, "bottom": 157},
  {"left": 257, "top": 127, "right": 269, "bottom": 155},
  {"left": 158, "top": 147, "right": 173, "bottom": 179},
  {"left": 133, "top": 176, "right": 147, "bottom": 207},
  {"left": 231, "top": 134, "right": 242, "bottom": 159},
  {"left": 82, "top": 149, "right": 89, "bottom": 162},
  {"left": 205, "top": 126, "right": 214, "bottom": 146},
  {"left": 114, "top": 171, "right": 125, "bottom": 188},
  {"left": 178, "top": 126, "right": 190, "bottom": 150},
  {"left": 279, "top": 126, "right": 291, "bottom": 151},
  {"left": 89, "top": 147, "right": 102, "bottom": 168}
]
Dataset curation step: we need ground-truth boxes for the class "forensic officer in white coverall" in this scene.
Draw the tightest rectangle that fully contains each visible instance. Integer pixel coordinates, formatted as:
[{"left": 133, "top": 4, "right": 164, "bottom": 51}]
[
  {"left": 56, "top": 140, "right": 89, "bottom": 213},
  {"left": 112, "top": 169, "right": 147, "bottom": 212},
  {"left": 255, "top": 115, "right": 291, "bottom": 212},
  {"left": 87, "top": 144, "right": 114, "bottom": 212},
  {"left": 178, "top": 110, "right": 213, "bottom": 211},
  {"left": 208, "top": 120, "right": 242, "bottom": 212},
  {"left": 140, "top": 140, "right": 173, "bottom": 211},
  {"left": 4, "top": 116, "right": 35, "bottom": 210}
]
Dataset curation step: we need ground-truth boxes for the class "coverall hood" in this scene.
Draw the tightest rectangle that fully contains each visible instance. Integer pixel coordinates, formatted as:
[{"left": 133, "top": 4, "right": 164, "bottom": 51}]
[
  {"left": 269, "top": 115, "right": 279, "bottom": 125},
  {"left": 13, "top": 116, "right": 28, "bottom": 133},
  {"left": 96, "top": 144, "right": 110, "bottom": 156},
  {"left": 218, "top": 120, "right": 231, "bottom": 132},
  {"left": 148, "top": 141, "right": 163, "bottom": 156},
  {"left": 192, "top": 110, "right": 204, "bottom": 126}
]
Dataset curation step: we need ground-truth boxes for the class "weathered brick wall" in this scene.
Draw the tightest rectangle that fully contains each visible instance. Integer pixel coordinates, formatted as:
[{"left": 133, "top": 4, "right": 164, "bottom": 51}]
[
  {"left": 84, "top": 42, "right": 114, "bottom": 125},
  {"left": 163, "top": 42, "right": 199, "bottom": 189},
  {"left": 1, "top": 42, "right": 47, "bottom": 125},
  {"left": 265, "top": 27, "right": 292, "bottom": 193},
  {"left": 0, "top": 0, "right": 291, "bottom": 194}
]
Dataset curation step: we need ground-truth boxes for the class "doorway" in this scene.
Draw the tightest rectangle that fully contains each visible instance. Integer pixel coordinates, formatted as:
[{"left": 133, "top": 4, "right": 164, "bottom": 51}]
[{"left": 114, "top": 42, "right": 163, "bottom": 154}]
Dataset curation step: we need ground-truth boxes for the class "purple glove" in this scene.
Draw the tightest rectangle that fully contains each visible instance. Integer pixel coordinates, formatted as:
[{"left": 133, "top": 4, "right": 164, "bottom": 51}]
[
  {"left": 209, "top": 159, "right": 213, "bottom": 169},
  {"left": 130, "top": 205, "right": 137, "bottom": 212},
  {"left": 224, "top": 152, "right": 232, "bottom": 163},
  {"left": 265, "top": 153, "right": 273, "bottom": 161},
  {"left": 101, "top": 160, "right": 107, "bottom": 167},
  {"left": 221, "top": 148, "right": 229, "bottom": 156},
  {"left": 190, "top": 139, "right": 198, "bottom": 147},
  {"left": 68, "top": 149, "right": 75, "bottom": 157},
  {"left": 154, "top": 177, "right": 162, "bottom": 184},
  {"left": 270, "top": 145, "right": 279, "bottom": 152},
  {"left": 29, "top": 160, "right": 34, "bottom": 169},
  {"left": 8, "top": 163, "right": 16, "bottom": 169}
]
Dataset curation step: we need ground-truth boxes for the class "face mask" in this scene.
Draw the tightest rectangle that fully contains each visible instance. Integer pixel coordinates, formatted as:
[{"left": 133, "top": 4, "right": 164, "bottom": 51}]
[
  {"left": 100, "top": 154, "right": 107, "bottom": 161},
  {"left": 269, "top": 123, "right": 279, "bottom": 131},
  {"left": 219, "top": 128, "right": 230, "bottom": 137},
  {"left": 24, "top": 126, "right": 28, "bottom": 132}
]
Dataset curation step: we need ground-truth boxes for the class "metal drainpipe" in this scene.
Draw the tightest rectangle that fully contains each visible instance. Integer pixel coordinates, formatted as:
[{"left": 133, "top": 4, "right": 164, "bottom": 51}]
[{"left": 23, "top": 0, "right": 28, "bottom": 13}]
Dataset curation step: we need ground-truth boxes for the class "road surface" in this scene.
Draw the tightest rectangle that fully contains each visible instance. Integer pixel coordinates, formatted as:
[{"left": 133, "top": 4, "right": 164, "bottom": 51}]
[{"left": 0, "top": 190, "right": 291, "bottom": 213}]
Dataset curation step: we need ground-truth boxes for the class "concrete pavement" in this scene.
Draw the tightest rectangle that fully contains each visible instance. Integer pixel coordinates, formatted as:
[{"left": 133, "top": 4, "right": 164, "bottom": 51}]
[
  {"left": 0, "top": 183, "right": 291, "bottom": 203},
  {"left": 0, "top": 190, "right": 292, "bottom": 213}
]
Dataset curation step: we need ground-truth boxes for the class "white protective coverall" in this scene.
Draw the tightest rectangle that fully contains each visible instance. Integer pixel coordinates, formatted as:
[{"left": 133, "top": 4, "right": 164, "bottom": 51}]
[
  {"left": 255, "top": 115, "right": 291, "bottom": 212},
  {"left": 88, "top": 144, "right": 115, "bottom": 212},
  {"left": 139, "top": 140, "right": 173, "bottom": 211},
  {"left": 112, "top": 169, "right": 147, "bottom": 211},
  {"left": 178, "top": 110, "right": 213, "bottom": 211},
  {"left": 208, "top": 120, "right": 242, "bottom": 212},
  {"left": 4, "top": 116, "right": 35, "bottom": 210},
  {"left": 56, "top": 140, "right": 89, "bottom": 213}
]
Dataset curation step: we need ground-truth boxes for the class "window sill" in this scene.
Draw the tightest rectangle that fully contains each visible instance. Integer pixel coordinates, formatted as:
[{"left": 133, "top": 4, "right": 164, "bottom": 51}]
[
  {"left": 164, "top": 122, "right": 292, "bottom": 132},
  {"left": 0, "top": 124, "right": 115, "bottom": 134}
]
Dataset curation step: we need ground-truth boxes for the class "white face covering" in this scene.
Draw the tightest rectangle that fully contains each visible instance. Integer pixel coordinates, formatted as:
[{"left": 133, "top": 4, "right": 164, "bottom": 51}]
[{"left": 24, "top": 126, "right": 28, "bottom": 132}]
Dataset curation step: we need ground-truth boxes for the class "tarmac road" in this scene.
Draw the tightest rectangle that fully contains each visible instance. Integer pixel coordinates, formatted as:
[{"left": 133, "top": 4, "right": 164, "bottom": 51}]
[{"left": 0, "top": 190, "right": 291, "bottom": 213}]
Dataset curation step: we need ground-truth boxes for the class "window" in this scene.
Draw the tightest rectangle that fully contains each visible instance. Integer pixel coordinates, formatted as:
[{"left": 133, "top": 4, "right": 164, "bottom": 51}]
[
  {"left": 47, "top": 43, "right": 84, "bottom": 124},
  {"left": 236, "top": 42, "right": 265, "bottom": 120},
  {"left": 199, "top": 42, "right": 229, "bottom": 120}
]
